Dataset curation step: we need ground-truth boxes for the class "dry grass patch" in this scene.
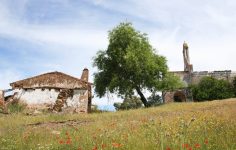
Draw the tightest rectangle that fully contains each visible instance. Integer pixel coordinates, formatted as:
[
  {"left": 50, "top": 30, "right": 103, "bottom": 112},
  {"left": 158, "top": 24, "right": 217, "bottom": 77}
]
[{"left": 0, "top": 99, "right": 236, "bottom": 150}]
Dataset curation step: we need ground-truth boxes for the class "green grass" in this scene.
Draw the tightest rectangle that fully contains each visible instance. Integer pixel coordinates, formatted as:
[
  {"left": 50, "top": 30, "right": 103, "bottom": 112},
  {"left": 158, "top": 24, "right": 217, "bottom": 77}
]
[{"left": 0, "top": 99, "right": 236, "bottom": 150}]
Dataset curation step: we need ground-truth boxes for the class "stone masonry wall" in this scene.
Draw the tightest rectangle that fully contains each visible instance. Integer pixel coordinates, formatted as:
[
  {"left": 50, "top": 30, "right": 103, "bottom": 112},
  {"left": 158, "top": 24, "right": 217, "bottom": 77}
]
[
  {"left": 164, "top": 43, "right": 236, "bottom": 103},
  {"left": 191, "top": 71, "right": 236, "bottom": 85},
  {"left": 163, "top": 89, "right": 193, "bottom": 103},
  {"left": 0, "top": 90, "right": 5, "bottom": 108},
  {"left": 162, "top": 91, "right": 175, "bottom": 103},
  {"left": 13, "top": 88, "right": 89, "bottom": 113},
  {"left": 172, "top": 70, "right": 236, "bottom": 86}
]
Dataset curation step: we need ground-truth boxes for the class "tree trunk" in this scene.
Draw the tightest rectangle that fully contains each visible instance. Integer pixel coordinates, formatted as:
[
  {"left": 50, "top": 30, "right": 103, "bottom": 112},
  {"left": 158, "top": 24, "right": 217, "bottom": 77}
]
[{"left": 135, "top": 86, "right": 149, "bottom": 107}]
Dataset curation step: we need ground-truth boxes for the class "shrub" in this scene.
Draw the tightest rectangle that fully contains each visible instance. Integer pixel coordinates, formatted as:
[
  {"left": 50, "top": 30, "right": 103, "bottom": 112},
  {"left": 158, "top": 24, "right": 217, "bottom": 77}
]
[
  {"left": 7, "top": 102, "right": 27, "bottom": 113},
  {"left": 147, "top": 93, "right": 162, "bottom": 106},
  {"left": 232, "top": 77, "right": 236, "bottom": 97},
  {"left": 90, "top": 105, "right": 108, "bottom": 113},
  {"left": 114, "top": 96, "right": 143, "bottom": 110},
  {"left": 190, "top": 77, "right": 234, "bottom": 101}
]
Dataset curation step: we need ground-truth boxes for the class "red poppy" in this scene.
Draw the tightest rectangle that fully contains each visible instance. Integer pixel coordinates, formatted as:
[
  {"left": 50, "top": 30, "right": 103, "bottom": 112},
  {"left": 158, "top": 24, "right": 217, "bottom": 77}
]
[
  {"left": 182, "top": 144, "right": 189, "bottom": 148},
  {"left": 112, "top": 143, "right": 122, "bottom": 148},
  {"left": 166, "top": 147, "right": 171, "bottom": 150},
  {"left": 66, "top": 139, "right": 71, "bottom": 145},
  {"left": 102, "top": 144, "right": 107, "bottom": 149},
  {"left": 188, "top": 148, "right": 192, "bottom": 150},
  {"left": 195, "top": 143, "right": 200, "bottom": 148},
  {"left": 59, "top": 140, "right": 64, "bottom": 144},
  {"left": 204, "top": 139, "right": 209, "bottom": 144},
  {"left": 92, "top": 146, "right": 98, "bottom": 150}
]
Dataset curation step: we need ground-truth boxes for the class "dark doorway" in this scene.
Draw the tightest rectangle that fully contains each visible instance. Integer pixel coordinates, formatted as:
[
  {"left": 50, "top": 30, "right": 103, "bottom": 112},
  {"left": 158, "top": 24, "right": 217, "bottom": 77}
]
[{"left": 174, "top": 91, "right": 186, "bottom": 102}]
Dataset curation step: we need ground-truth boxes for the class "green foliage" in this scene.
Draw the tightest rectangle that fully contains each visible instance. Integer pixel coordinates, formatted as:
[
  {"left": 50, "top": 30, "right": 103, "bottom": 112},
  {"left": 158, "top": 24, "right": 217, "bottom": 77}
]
[
  {"left": 91, "top": 105, "right": 101, "bottom": 113},
  {"left": 190, "top": 77, "right": 234, "bottom": 101},
  {"left": 0, "top": 107, "right": 4, "bottom": 113},
  {"left": 114, "top": 94, "right": 163, "bottom": 110},
  {"left": 93, "top": 22, "right": 182, "bottom": 107},
  {"left": 114, "top": 96, "right": 143, "bottom": 110},
  {"left": 7, "top": 102, "right": 26, "bottom": 113},
  {"left": 91, "top": 105, "right": 109, "bottom": 113},
  {"left": 232, "top": 77, "right": 236, "bottom": 97},
  {"left": 160, "top": 73, "right": 184, "bottom": 90},
  {"left": 147, "top": 93, "right": 162, "bottom": 106}
]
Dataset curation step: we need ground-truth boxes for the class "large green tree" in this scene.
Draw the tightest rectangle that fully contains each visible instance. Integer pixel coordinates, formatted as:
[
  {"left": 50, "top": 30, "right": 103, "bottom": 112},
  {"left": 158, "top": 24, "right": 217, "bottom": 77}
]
[{"left": 93, "top": 22, "right": 182, "bottom": 107}]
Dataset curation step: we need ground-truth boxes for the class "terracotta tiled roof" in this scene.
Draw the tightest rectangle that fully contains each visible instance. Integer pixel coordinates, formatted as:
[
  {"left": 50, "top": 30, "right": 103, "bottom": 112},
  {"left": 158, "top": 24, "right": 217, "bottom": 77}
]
[{"left": 10, "top": 71, "right": 92, "bottom": 89}]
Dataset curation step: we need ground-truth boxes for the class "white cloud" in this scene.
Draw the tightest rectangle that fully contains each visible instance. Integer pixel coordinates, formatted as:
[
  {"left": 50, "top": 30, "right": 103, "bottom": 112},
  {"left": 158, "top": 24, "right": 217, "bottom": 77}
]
[
  {"left": 0, "top": 21, "right": 108, "bottom": 51},
  {"left": 0, "top": 1, "right": 108, "bottom": 51},
  {"left": 1, "top": 0, "right": 236, "bottom": 106},
  {"left": 0, "top": 70, "right": 22, "bottom": 89}
]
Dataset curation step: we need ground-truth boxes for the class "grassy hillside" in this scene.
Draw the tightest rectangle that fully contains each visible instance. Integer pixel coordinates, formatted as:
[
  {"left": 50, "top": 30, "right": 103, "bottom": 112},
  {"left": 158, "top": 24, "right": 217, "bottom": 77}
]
[{"left": 0, "top": 99, "right": 236, "bottom": 150}]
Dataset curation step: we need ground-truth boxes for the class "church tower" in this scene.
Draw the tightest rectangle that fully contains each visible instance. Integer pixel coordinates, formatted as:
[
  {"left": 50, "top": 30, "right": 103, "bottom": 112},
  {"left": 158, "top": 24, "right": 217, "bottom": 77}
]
[{"left": 183, "top": 42, "right": 193, "bottom": 73}]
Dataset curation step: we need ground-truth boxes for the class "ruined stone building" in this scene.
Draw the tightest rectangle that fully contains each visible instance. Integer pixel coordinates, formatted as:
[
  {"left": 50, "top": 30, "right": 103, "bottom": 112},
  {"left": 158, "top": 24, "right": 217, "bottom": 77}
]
[
  {"left": 0, "top": 90, "right": 7, "bottom": 113},
  {"left": 163, "top": 42, "right": 236, "bottom": 103},
  {"left": 0, "top": 68, "right": 92, "bottom": 113}
]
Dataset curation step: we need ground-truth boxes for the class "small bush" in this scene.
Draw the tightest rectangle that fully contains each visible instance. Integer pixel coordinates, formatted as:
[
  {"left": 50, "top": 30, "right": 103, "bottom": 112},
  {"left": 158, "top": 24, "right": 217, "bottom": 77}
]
[
  {"left": 0, "top": 107, "right": 4, "bottom": 113},
  {"left": 232, "top": 77, "right": 236, "bottom": 97},
  {"left": 190, "top": 77, "right": 234, "bottom": 101},
  {"left": 7, "top": 102, "right": 27, "bottom": 113},
  {"left": 91, "top": 105, "right": 108, "bottom": 113},
  {"left": 147, "top": 93, "right": 162, "bottom": 106},
  {"left": 114, "top": 96, "right": 143, "bottom": 110}
]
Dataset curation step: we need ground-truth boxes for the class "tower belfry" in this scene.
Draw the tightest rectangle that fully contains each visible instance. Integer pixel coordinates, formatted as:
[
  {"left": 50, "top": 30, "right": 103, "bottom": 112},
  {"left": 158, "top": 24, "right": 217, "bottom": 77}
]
[{"left": 183, "top": 42, "right": 193, "bottom": 73}]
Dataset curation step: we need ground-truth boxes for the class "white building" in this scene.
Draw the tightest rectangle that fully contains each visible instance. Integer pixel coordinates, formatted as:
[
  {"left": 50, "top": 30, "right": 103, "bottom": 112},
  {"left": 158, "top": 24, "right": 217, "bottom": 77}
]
[{"left": 8, "top": 68, "right": 92, "bottom": 113}]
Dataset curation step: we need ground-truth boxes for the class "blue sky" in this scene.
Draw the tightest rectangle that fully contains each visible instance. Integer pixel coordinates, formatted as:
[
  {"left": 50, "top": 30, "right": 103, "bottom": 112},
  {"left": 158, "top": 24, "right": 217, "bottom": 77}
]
[{"left": 1, "top": 0, "right": 236, "bottom": 109}]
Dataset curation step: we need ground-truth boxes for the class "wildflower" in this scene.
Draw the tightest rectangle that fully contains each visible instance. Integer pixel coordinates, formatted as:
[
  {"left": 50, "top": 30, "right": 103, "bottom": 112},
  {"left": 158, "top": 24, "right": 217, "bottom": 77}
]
[
  {"left": 112, "top": 143, "right": 122, "bottom": 148},
  {"left": 51, "top": 130, "right": 61, "bottom": 135},
  {"left": 66, "top": 139, "right": 71, "bottom": 145},
  {"left": 166, "top": 147, "right": 171, "bottom": 150},
  {"left": 122, "top": 133, "right": 128, "bottom": 139},
  {"left": 204, "top": 139, "right": 208, "bottom": 144},
  {"left": 67, "top": 136, "right": 71, "bottom": 140},
  {"left": 66, "top": 131, "right": 69, "bottom": 136},
  {"left": 102, "top": 144, "right": 107, "bottom": 149},
  {"left": 195, "top": 143, "right": 200, "bottom": 148},
  {"left": 141, "top": 118, "right": 148, "bottom": 123},
  {"left": 59, "top": 140, "right": 64, "bottom": 144},
  {"left": 78, "top": 147, "right": 82, "bottom": 150},
  {"left": 188, "top": 148, "right": 192, "bottom": 150},
  {"left": 92, "top": 146, "right": 98, "bottom": 150},
  {"left": 92, "top": 135, "right": 97, "bottom": 140},
  {"left": 109, "top": 122, "right": 116, "bottom": 127},
  {"left": 182, "top": 143, "right": 189, "bottom": 148}
]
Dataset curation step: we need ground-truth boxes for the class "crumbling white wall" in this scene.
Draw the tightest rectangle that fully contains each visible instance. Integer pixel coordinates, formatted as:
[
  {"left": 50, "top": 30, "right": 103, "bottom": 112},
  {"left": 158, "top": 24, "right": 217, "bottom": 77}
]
[
  {"left": 66, "top": 90, "right": 84, "bottom": 107},
  {"left": 63, "top": 89, "right": 88, "bottom": 113},
  {"left": 77, "top": 90, "right": 89, "bottom": 113},
  {"left": 13, "top": 88, "right": 86, "bottom": 110},
  {"left": 0, "top": 90, "right": 5, "bottom": 107},
  {"left": 0, "top": 90, "right": 4, "bottom": 101},
  {"left": 14, "top": 89, "right": 60, "bottom": 105}
]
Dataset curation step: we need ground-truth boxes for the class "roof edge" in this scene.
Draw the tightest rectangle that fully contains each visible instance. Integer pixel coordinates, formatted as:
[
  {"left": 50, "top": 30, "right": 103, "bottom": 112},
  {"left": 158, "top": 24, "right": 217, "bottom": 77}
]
[{"left": 10, "top": 71, "right": 93, "bottom": 87}]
